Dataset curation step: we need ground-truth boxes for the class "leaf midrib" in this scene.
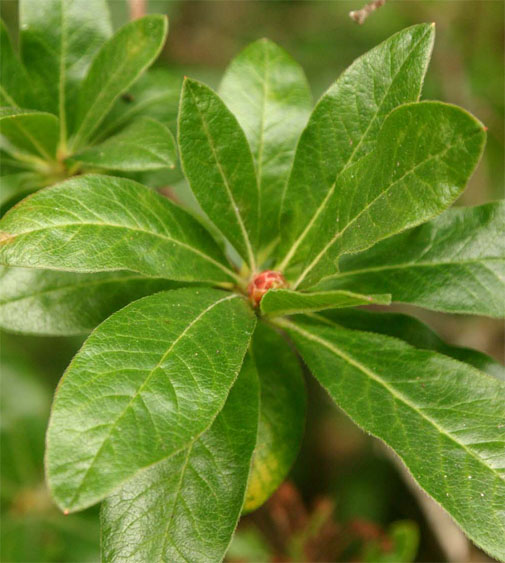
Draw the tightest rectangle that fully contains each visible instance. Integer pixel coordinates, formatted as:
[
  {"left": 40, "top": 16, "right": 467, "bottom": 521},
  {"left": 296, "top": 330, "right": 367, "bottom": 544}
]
[
  {"left": 278, "top": 27, "right": 431, "bottom": 273},
  {"left": 0, "top": 114, "right": 56, "bottom": 162},
  {"left": 72, "top": 20, "right": 165, "bottom": 149},
  {"left": 0, "top": 221, "right": 237, "bottom": 281},
  {"left": 63, "top": 293, "right": 239, "bottom": 509},
  {"left": 276, "top": 317, "right": 505, "bottom": 483},
  {"left": 187, "top": 84, "right": 257, "bottom": 271},
  {"left": 58, "top": 1, "right": 68, "bottom": 147},
  {"left": 324, "top": 256, "right": 504, "bottom": 281},
  {"left": 262, "top": 289, "right": 388, "bottom": 316},
  {"left": 0, "top": 273, "right": 164, "bottom": 306},
  {"left": 293, "top": 133, "right": 476, "bottom": 288}
]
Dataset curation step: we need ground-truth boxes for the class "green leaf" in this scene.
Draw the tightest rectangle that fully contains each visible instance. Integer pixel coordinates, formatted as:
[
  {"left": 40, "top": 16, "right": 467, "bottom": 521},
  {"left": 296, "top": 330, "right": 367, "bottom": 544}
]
[
  {"left": 0, "top": 20, "right": 35, "bottom": 108},
  {"left": 0, "top": 174, "right": 239, "bottom": 285},
  {"left": 315, "top": 202, "right": 505, "bottom": 318},
  {"left": 244, "top": 323, "right": 306, "bottom": 512},
  {"left": 278, "top": 23, "right": 435, "bottom": 275},
  {"left": 0, "top": 173, "right": 41, "bottom": 213},
  {"left": 293, "top": 102, "right": 486, "bottom": 288},
  {"left": 0, "top": 108, "right": 59, "bottom": 161},
  {"left": 19, "top": 0, "right": 112, "bottom": 138},
  {"left": 101, "top": 354, "right": 259, "bottom": 563},
  {"left": 95, "top": 68, "right": 182, "bottom": 142},
  {"left": 71, "top": 117, "right": 177, "bottom": 172},
  {"left": 0, "top": 266, "right": 181, "bottom": 336},
  {"left": 71, "top": 15, "right": 167, "bottom": 150},
  {"left": 219, "top": 38, "right": 312, "bottom": 251},
  {"left": 179, "top": 78, "right": 259, "bottom": 269},
  {"left": 260, "top": 289, "right": 391, "bottom": 317},
  {"left": 277, "top": 316, "right": 505, "bottom": 561},
  {"left": 309, "top": 308, "right": 505, "bottom": 381},
  {"left": 46, "top": 287, "right": 256, "bottom": 512}
]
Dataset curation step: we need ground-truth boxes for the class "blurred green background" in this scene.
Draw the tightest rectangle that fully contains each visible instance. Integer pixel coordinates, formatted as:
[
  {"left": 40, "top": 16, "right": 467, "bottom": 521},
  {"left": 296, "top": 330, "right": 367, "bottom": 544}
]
[{"left": 1, "top": 1, "right": 503, "bottom": 561}]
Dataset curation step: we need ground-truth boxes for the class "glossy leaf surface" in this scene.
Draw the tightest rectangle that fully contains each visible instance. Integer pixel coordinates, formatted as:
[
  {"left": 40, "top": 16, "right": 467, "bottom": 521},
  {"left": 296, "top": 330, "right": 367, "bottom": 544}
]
[
  {"left": 279, "top": 317, "right": 505, "bottom": 561},
  {"left": 220, "top": 39, "right": 312, "bottom": 250},
  {"left": 19, "top": 0, "right": 111, "bottom": 131},
  {"left": 260, "top": 288, "right": 391, "bottom": 317},
  {"left": 179, "top": 78, "right": 259, "bottom": 268},
  {"left": 292, "top": 102, "right": 486, "bottom": 288},
  {"left": 96, "top": 68, "right": 182, "bottom": 141},
  {"left": 0, "top": 108, "right": 59, "bottom": 160},
  {"left": 101, "top": 356, "right": 259, "bottom": 563},
  {"left": 309, "top": 308, "right": 505, "bottom": 381},
  {"left": 0, "top": 20, "right": 35, "bottom": 108},
  {"left": 0, "top": 267, "right": 179, "bottom": 335},
  {"left": 0, "top": 173, "right": 41, "bottom": 213},
  {"left": 71, "top": 15, "right": 167, "bottom": 149},
  {"left": 72, "top": 117, "right": 177, "bottom": 172},
  {"left": 316, "top": 202, "right": 505, "bottom": 317},
  {"left": 46, "top": 288, "right": 256, "bottom": 512},
  {"left": 0, "top": 175, "right": 237, "bottom": 284},
  {"left": 244, "top": 324, "right": 306, "bottom": 512},
  {"left": 279, "top": 24, "right": 435, "bottom": 273}
]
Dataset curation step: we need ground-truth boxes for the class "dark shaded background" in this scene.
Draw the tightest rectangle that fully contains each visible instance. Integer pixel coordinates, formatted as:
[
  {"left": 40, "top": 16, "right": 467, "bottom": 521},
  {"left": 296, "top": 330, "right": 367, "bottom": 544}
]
[{"left": 1, "top": 1, "right": 503, "bottom": 561}]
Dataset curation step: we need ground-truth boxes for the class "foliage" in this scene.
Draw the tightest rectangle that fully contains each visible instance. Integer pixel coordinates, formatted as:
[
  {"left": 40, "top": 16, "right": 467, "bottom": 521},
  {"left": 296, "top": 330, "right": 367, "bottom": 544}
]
[
  {"left": 0, "top": 0, "right": 177, "bottom": 212},
  {"left": 1, "top": 8, "right": 504, "bottom": 562}
]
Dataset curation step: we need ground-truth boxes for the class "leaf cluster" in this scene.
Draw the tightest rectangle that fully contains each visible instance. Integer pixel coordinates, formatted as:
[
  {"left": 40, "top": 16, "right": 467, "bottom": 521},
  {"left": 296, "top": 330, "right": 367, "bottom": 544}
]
[
  {"left": 1, "top": 0, "right": 178, "bottom": 212},
  {"left": 1, "top": 10, "right": 504, "bottom": 562}
]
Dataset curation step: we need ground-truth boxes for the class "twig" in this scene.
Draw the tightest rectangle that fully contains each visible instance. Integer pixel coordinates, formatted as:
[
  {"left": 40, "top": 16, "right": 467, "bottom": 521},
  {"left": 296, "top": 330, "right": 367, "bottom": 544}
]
[
  {"left": 129, "top": 0, "right": 146, "bottom": 20},
  {"left": 349, "top": 0, "right": 386, "bottom": 25}
]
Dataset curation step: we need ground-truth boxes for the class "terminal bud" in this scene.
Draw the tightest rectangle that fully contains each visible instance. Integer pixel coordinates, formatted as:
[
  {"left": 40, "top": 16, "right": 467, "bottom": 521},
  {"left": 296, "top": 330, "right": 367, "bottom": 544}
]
[{"left": 248, "top": 270, "right": 287, "bottom": 306}]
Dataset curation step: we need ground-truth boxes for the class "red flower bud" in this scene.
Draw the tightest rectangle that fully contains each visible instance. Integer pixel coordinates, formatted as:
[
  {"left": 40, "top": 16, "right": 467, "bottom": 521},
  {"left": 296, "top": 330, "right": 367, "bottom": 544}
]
[{"left": 247, "top": 270, "right": 287, "bottom": 306}]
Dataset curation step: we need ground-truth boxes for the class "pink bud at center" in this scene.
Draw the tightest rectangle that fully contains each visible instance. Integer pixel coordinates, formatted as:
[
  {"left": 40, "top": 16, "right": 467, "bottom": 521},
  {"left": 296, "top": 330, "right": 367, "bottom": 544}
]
[{"left": 248, "top": 270, "right": 287, "bottom": 306}]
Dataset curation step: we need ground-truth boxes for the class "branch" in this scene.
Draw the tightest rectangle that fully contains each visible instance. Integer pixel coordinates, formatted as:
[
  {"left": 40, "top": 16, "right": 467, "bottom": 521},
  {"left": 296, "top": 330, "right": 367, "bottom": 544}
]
[
  {"left": 129, "top": 0, "right": 146, "bottom": 20},
  {"left": 349, "top": 0, "right": 386, "bottom": 25}
]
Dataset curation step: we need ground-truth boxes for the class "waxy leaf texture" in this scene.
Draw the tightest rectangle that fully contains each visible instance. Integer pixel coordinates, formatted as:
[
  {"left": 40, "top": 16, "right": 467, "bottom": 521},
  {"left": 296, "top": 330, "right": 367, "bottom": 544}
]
[
  {"left": 316, "top": 202, "right": 505, "bottom": 317},
  {"left": 101, "top": 357, "right": 259, "bottom": 563},
  {"left": 19, "top": 0, "right": 112, "bottom": 132},
  {"left": 0, "top": 267, "right": 178, "bottom": 335},
  {"left": 278, "top": 317, "right": 505, "bottom": 561},
  {"left": 291, "top": 102, "right": 486, "bottom": 288},
  {"left": 46, "top": 288, "right": 256, "bottom": 511},
  {"left": 0, "top": 20, "right": 36, "bottom": 108},
  {"left": 260, "top": 288, "right": 391, "bottom": 317},
  {"left": 71, "top": 15, "right": 167, "bottom": 149},
  {"left": 0, "top": 17, "right": 502, "bottom": 561},
  {"left": 0, "top": 175, "right": 237, "bottom": 284},
  {"left": 179, "top": 78, "right": 259, "bottom": 269},
  {"left": 219, "top": 38, "right": 312, "bottom": 251},
  {"left": 72, "top": 117, "right": 177, "bottom": 172},
  {"left": 278, "top": 23, "right": 435, "bottom": 273},
  {"left": 308, "top": 309, "right": 505, "bottom": 381},
  {"left": 0, "top": 108, "right": 59, "bottom": 161}
]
